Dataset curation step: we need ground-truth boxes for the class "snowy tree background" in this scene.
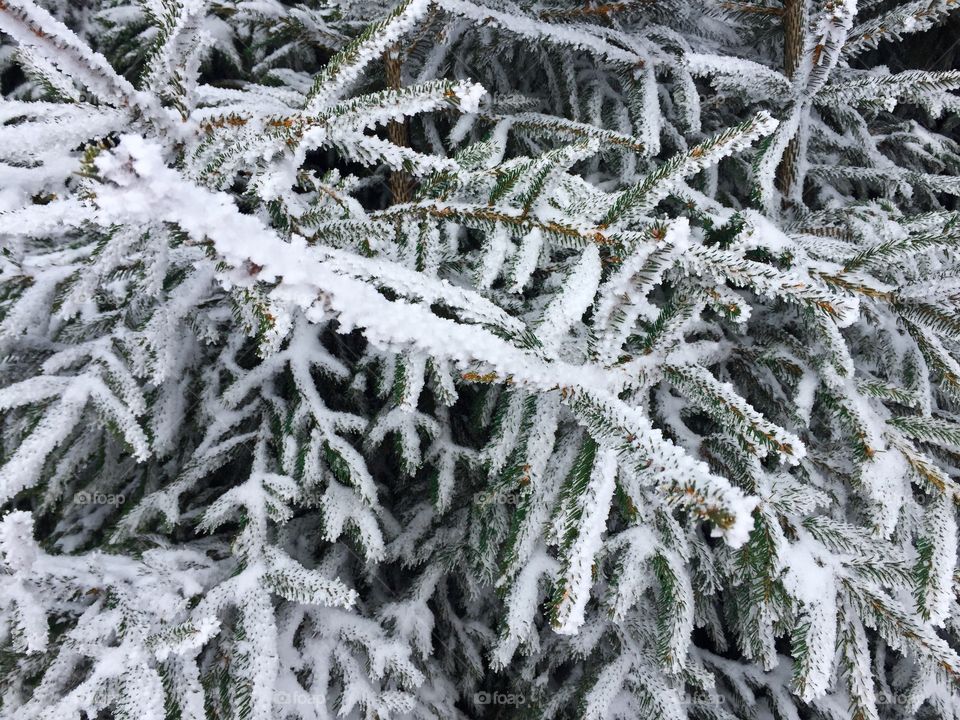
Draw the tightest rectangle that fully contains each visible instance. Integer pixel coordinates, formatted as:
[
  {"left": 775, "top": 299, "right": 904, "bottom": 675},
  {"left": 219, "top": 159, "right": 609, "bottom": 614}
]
[{"left": 1, "top": 0, "right": 960, "bottom": 718}]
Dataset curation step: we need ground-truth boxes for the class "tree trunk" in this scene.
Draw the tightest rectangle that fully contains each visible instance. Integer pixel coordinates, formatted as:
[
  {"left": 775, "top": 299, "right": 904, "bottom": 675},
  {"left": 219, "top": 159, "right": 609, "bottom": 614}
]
[
  {"left": 384, "top": 46, "right": 414, "bottom": 204},
  {"left": 776, "top": 0, "right": 804, "bottom": 197}
]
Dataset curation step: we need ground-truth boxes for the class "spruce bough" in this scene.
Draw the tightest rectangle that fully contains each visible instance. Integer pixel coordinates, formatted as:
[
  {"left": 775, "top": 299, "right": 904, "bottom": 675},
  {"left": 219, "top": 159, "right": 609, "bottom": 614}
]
[{"left": 0, "top": 0, "right": 959, "bottom": 718}]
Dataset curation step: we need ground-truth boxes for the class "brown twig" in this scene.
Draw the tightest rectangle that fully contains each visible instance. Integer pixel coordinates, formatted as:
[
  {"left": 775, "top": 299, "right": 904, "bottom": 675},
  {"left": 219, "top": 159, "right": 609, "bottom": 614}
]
[{"left": 538, "top": 1, "right": 651, "bottom": 21}]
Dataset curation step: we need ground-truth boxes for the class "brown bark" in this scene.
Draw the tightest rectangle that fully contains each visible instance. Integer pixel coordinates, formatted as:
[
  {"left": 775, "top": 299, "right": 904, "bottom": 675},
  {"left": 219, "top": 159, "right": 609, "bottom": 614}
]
[
  {"left": 719, "top": 2, "right": 785, "bottom": 15},
  {"left": 776, "top": 0, "right": 804, "bottom": 197},
  {"left": 384, "top": 45, "right": 414, "bottom": 205}
]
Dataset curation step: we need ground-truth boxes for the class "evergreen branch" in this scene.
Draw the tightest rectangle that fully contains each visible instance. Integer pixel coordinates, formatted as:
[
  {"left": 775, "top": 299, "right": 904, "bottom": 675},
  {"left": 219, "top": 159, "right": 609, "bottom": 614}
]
[
  {"left": 894, "top": 300, "right": 960, "bottom": 341},
  {"left": 817, "top": 69, "right": 960, "bottom": 108},
  {"left": 843, "top": 227, "right": 960, "bottom": 272},
  {"left": 491, "top": 112, "right": 647, "bottom": 154},
  {"left": 856, "top": 379, "right": 921, "bottom": 409},
  {"left": 600, "top": 111, "right": 778, "bottom": 228},
  {"left": 375, "top": 201, "right": 613, "bottom": 247},
  {"left": 437, "top": 0, "right": 641, "bottom": 65},
  {"left": 843, "top": 0, "right": 960, "bottom": 58},
  {"left": 664, "top": 363, "right": 805, "bottom": 462},
  {"left": 304, "top": 0, "right": 432, "bottom": 113},
  {"left": 318, "top": 79, "right": 486, "bottom": 130},
  {"left": 809, "top": 165, "right": 960, "bottom": 197},
  {"left": 690, "top": 245, "right": 859, "bottom": 325},
  {"left": 565, "top": 388, "right": 757, "bottom": 547},
  {"left": 0, "top": 0, "right": 160, "bottom": 117},
  {"left": 890, "top": 437, "right": 960, "bottom": 500},
  {"left": 548, "top": 440, "right": 617, "bottom": 634},
  {"left": 887, "top": 415, "right": 960, "bottom": 451},
  {"left": 841, "top": 576, "right": 960, "bottom": 686}
]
